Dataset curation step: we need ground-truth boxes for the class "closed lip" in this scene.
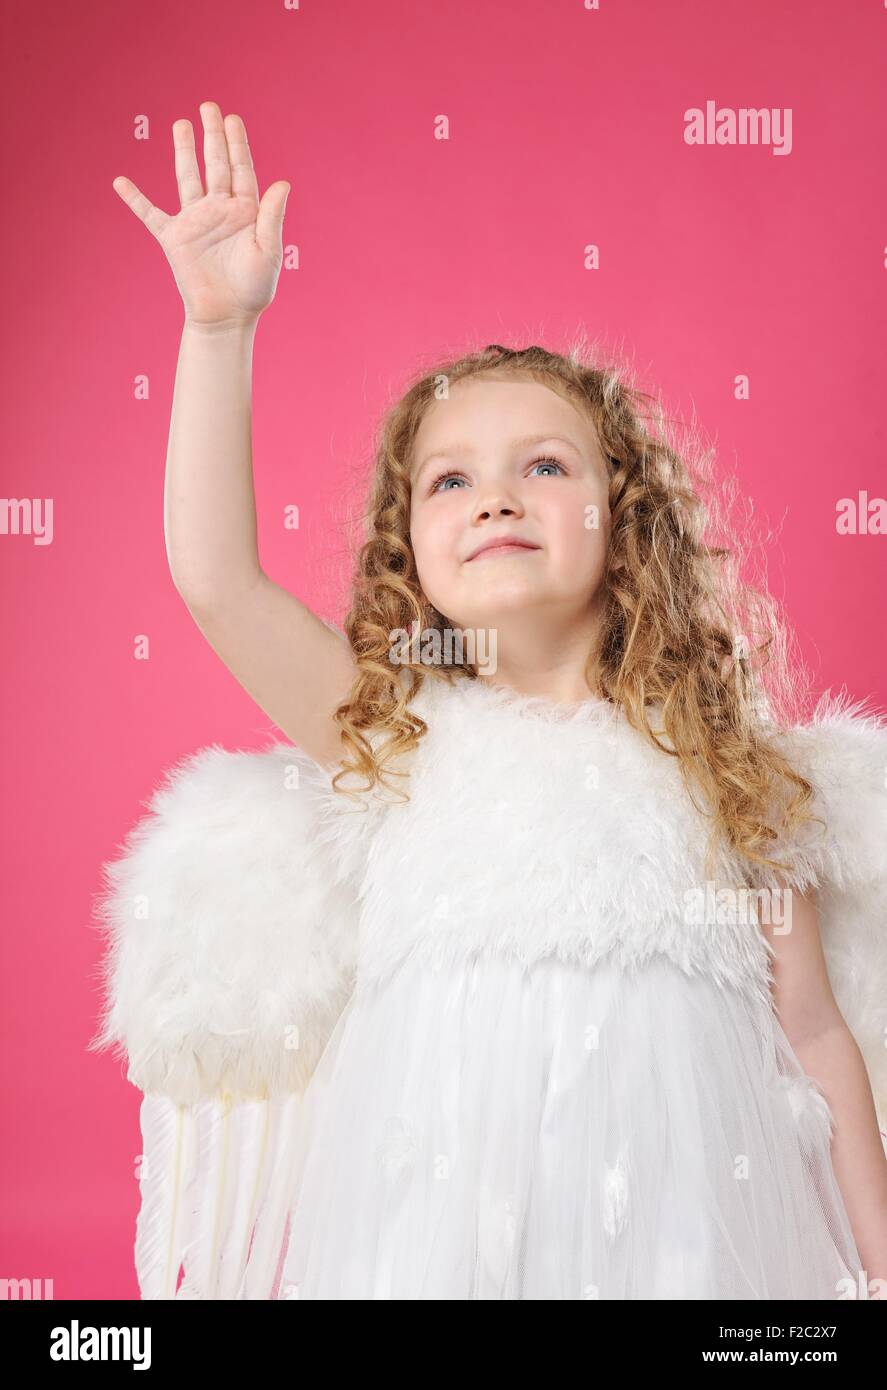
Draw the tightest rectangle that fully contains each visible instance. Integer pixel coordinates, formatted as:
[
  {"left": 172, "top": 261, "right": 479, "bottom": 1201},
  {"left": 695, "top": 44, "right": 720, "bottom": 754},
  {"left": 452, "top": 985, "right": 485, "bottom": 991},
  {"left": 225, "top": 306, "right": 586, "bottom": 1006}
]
[{"left": 465, "top": 536, "right": 541, "bottom": 562}]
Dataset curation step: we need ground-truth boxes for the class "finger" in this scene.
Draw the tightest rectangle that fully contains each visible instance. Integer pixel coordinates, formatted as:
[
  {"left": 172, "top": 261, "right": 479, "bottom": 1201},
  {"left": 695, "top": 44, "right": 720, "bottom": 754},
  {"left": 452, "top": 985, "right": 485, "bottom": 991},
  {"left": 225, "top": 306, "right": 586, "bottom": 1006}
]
[
  {"left": 112, "top": 176, "right": 171, "bottom": 238},
  {"left": 255, "top": 181, "right": 290, "bottom": 257},
  {"left": 172, "top": 118, "right": 203, "bottom": 208},
  {"left": 224, "top": 114, "right": 259, "bottom": 204},
  {"left": 200, "top": 100, "right": 231, "bottom": 196}
]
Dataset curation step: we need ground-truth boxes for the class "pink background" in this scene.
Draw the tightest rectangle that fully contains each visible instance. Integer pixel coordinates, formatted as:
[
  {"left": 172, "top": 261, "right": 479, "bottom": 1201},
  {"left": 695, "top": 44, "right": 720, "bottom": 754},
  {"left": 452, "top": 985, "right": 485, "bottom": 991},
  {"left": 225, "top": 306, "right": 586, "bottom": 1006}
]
[{"left": 2, "top": 0, "right": 885, "bottom": 1298}]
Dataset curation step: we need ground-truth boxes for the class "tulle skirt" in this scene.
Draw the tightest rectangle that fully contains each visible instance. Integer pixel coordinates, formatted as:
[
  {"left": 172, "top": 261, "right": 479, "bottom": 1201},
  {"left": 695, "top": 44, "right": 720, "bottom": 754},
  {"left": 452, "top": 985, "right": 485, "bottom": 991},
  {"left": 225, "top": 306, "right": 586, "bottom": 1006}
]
[{"left": 276, "top": 951, "right": 862, "bottom": 1300}]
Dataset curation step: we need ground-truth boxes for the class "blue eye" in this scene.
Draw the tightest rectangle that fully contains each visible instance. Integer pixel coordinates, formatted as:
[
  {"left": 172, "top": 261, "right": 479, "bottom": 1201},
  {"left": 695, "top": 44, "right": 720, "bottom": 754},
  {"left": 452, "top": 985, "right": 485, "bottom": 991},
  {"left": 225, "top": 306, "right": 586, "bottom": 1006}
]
[
  {"left": 429, "top": 471, "right": 467, "bottom": 493},
  {"left": 428, "top": 456, "right": 565, "bottom": 493},
  {"left": 529, "top": 456, "right": 565, "bottom": 477}
]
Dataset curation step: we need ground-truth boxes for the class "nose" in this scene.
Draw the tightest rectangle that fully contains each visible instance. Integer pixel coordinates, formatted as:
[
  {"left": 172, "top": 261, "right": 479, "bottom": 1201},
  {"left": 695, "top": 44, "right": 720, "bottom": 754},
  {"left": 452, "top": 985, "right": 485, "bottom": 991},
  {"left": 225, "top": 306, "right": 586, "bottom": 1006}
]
[{"left": 471, "top": 488, "right": 525, "bottom": 523}]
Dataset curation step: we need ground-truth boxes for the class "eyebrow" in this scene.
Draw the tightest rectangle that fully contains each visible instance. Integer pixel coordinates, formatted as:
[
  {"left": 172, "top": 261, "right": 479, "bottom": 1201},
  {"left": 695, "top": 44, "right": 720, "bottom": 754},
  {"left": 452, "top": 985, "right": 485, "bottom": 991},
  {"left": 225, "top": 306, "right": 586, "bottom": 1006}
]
[{"left": 414, "top": 433, "right": 585, "bottom": 481}]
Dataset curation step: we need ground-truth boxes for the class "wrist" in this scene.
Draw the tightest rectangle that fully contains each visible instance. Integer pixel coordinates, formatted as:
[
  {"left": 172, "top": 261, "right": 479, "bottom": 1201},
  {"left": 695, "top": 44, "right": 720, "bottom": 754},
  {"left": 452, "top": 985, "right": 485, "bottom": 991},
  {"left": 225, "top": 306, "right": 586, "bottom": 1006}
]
[{"left": 183, "top": 314, "right": 260, "bottom": 338}]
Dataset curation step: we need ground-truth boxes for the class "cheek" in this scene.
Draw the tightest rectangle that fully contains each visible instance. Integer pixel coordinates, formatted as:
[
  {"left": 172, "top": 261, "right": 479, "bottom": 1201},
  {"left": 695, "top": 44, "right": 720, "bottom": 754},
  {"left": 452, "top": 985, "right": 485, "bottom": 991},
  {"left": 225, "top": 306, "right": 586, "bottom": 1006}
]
[
  {"left": 543, "top": 494, "right": 607, "bottom": 566},
  {"left": 410, "top": 505, "right": 460, "bottom": 579}
]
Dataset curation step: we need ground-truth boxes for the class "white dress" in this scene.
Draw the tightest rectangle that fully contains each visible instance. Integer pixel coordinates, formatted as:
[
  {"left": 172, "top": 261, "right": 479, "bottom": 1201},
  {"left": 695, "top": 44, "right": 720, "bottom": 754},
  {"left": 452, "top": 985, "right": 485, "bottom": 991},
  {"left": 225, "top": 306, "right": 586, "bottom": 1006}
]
[{"left": 275, "top": 675, "right": 863, "bottom": 1300}]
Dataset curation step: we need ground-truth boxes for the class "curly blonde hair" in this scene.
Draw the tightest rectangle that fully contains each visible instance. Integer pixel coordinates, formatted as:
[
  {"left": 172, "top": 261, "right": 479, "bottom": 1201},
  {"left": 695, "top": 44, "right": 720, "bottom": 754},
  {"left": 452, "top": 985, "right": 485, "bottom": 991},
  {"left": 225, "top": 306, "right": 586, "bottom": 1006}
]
[{"left": 329, "top": 338, "right": 824, "bottom": 880}]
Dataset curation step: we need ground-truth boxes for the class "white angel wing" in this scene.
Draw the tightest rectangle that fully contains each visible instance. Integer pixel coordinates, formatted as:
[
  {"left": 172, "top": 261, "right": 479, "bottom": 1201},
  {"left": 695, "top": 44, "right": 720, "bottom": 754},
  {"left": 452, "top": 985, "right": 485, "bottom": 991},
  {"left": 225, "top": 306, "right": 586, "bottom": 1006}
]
[
  {"left": 89, "top": 740, "right": 363, "bottom": 1299},
  {"left": 764, "top": 694, "right": 887, "bottom": 1133},
  {"left": 136, "top": 1092, "right": 310, "bottom": 1300}
]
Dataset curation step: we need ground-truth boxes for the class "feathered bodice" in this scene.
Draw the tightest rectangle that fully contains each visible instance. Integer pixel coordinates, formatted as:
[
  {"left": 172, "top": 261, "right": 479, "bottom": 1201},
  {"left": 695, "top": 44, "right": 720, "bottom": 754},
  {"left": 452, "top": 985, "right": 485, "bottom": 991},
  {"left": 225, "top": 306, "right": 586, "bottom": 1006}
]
[
  {"left": 90, "top": 670, "right": 887, "bottom": 1298},
  {"left": 324, "top": 675, "right": 779, "bottom": 1009}
]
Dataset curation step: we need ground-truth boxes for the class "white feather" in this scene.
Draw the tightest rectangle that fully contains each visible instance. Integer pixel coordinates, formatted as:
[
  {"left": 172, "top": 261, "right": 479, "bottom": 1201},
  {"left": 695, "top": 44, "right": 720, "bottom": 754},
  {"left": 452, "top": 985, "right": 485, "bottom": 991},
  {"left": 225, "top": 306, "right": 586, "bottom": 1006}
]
[
  {"left": 764, "top": 692, "right": 887, "bottom": 1128},
  {"left": 88, "top": 743, "right": 361, "bottom": 1103},
  {"left": 135, "top": 1096, "right": 191, "bottom": 1299},
  {"left": 95, "top": 675, "right": 887, "bottom": 1298}
]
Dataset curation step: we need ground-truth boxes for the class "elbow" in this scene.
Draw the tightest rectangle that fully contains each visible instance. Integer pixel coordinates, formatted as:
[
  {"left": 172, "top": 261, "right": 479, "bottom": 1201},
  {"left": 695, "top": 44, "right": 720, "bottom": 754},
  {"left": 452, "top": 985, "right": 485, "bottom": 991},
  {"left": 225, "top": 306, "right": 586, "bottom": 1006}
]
[{"left": 778, "top": 1005, "right": 851, "bottom": 1052}]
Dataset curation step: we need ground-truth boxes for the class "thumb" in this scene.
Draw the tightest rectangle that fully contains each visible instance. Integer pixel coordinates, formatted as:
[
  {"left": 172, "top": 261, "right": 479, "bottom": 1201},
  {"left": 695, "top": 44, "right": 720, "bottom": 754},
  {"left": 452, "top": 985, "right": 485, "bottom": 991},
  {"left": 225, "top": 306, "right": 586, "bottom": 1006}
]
[{"left": 256, "top": 181, "right": 290, "bottom": 256}]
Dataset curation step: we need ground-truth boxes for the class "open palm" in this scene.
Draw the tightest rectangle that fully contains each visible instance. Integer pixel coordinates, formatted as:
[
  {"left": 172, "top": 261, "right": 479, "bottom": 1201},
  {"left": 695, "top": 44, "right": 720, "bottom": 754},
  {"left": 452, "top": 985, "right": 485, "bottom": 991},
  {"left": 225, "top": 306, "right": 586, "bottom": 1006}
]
[{"left": 113, "top": 101, "right": 290, "bottom": 327}]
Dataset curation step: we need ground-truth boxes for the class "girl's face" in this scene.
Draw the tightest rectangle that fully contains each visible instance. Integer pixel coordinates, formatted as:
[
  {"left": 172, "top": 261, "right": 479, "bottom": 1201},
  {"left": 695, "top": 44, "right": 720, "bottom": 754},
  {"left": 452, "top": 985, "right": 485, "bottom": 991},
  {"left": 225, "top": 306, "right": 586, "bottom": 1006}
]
[{"left": 408, "top": 374, "right": 612, "bottom": 656}]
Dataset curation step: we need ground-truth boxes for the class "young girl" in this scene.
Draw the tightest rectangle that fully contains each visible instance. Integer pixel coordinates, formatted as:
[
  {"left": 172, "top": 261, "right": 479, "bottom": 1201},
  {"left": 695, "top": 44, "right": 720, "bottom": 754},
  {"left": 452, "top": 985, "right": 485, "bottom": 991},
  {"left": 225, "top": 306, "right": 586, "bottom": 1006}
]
[{"left": 99, "top": 102, "right": 887, "bottom": 1300}]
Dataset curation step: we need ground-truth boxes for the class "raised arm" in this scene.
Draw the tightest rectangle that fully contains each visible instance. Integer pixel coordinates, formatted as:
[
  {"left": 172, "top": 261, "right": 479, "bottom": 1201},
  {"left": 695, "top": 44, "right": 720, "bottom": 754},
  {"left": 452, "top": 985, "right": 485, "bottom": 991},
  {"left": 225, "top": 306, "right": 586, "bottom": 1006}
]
[{"left": 113, "top": 101, "right": 357, "bottom": 768}]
